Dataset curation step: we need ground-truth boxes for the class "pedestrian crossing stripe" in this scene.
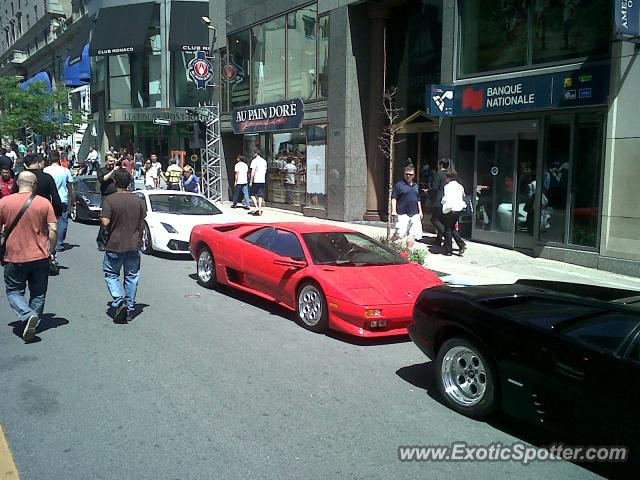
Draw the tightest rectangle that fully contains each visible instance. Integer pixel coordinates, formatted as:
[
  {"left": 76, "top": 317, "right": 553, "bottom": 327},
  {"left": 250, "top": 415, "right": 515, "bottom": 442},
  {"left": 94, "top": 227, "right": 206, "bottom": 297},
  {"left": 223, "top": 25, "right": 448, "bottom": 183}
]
[{"left": 0, "top": 424, "right": 19, "bottom": 479}]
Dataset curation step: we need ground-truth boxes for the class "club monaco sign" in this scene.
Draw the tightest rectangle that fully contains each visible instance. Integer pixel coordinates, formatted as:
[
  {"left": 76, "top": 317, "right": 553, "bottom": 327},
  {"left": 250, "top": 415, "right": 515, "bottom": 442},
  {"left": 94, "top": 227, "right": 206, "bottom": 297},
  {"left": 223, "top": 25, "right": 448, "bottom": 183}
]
[{"left": 231, "top": 99, "right": 304, "bottom": 134}]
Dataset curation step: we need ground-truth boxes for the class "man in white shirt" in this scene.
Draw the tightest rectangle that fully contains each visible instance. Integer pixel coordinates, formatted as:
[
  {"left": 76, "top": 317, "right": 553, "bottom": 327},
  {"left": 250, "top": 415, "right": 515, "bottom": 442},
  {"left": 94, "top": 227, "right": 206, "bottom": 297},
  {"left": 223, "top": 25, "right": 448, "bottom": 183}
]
[
  {"left": 44, "top": 151, "right": 74, "bottom": 256},
  {"left": 231, "top": 154, "right": 250, "bottom": 209},
  {"left": 249, "top": 151, "right": 268, "bottom": 216},
  {"left": 4, "top": 145, "right": 17, "bottom": 168},
  {"left": 86, "top": 145, "right": 99, "bottom": 175},
  {"left": 440, "top": 170, "right": 467, "bottom": 256},
  {"left": 284, "top": 158, "right": 298, "bottom": 204},
  {"left": 150, "top": 154, "right": 163, "bottom": 189}
]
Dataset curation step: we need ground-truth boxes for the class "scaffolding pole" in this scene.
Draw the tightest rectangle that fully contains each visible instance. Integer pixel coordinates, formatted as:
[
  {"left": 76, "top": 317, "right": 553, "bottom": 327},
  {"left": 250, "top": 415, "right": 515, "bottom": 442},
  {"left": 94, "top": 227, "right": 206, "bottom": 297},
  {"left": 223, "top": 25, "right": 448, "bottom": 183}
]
[
  {"left": 194, "top": 104, "right": 222, "bottom": 203},
  {"left": 25, "top": 126, "right": 36, "bottom": 152}
]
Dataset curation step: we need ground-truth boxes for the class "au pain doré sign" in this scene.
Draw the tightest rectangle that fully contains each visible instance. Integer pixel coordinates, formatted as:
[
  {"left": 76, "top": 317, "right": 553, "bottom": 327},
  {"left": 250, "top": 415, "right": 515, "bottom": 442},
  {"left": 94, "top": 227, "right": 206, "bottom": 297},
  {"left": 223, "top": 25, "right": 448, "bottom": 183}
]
[{"left": 231, "top": 99, "right": 304, "bottom": 134}]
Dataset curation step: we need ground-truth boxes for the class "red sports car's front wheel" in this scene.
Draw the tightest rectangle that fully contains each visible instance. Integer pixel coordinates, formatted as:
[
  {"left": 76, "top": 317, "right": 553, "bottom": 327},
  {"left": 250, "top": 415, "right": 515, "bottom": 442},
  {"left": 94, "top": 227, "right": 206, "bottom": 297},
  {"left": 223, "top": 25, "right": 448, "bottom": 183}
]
[
  {"left": 197, "top": 246, "right": 217, "bottom": 288},
  {"left": 296, "top": 282, "right": 328, "bottom": 333}
]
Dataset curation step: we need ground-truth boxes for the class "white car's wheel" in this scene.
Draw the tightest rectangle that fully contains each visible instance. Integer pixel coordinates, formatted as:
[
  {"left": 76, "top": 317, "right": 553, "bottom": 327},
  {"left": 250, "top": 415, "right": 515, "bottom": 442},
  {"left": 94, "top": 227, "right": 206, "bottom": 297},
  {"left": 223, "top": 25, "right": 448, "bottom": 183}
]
[{"left": 141, "top": 223, "right": 153, "bottom": 255}]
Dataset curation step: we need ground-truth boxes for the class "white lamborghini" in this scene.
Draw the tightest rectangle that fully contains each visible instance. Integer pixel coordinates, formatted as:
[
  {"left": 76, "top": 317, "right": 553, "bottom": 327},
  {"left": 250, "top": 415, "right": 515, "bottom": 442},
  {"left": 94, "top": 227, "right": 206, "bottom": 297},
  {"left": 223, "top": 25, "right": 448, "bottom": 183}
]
[{"left": 135, "top": 190, "right": 238, "bottom": 255}]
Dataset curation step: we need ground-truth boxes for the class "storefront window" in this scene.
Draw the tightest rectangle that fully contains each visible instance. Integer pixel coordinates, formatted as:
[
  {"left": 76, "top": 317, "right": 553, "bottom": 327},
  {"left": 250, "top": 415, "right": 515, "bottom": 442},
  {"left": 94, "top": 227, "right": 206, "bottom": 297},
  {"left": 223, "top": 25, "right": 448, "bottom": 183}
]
[
  {"left": 287, "top": 5, "right": 317, "bottom": 100},
  {"left": 459, "top": 0, "right": 611, "bottom": 76},
  {"left": 91, "top": 55, "right": 106, "bottom": 113},
  {"left": 228, "top": 30, "right": 251, "bottom": 108},
  {"left": 252, "top": 16, "right": 286, "bottom": 104},
  {"left": 540, "top": 115, "right": 571, "bottom": 244},
  {"left": 109, "top": 55, "right": 131, "bottom": 109},
  {"left": 173, "top": 51, "right": 211, "bottom": 107},
  {"left": 531, "top": 0, "right": 610, "bottom": 64},
  {"left": 570, "top": 112, "right": 603, "bottom": 248},
  {"left": 317, "top": 15, "right": 329, "bottom": 99},
  {"left": 459, "top": 0, "right": 527, "bottom": 75},
  {"left": 270, "top": 130, "right": 306, "bottom": 205}
]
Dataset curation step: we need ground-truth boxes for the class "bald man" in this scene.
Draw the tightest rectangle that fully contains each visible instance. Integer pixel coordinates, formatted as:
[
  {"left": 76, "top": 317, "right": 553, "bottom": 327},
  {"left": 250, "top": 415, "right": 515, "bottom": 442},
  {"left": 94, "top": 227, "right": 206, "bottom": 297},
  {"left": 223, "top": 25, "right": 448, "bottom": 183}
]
[{"left": 0, "top": 171, "right": 58, "bottom": 342}]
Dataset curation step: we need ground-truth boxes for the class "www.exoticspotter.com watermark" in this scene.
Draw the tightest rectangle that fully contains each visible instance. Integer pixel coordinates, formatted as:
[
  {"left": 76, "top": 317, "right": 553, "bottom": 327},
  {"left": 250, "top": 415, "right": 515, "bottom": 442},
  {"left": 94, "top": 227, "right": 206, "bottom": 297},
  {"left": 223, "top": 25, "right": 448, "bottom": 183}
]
[{"left": 398, "top": 442, "right": 628, "bottom": 464}]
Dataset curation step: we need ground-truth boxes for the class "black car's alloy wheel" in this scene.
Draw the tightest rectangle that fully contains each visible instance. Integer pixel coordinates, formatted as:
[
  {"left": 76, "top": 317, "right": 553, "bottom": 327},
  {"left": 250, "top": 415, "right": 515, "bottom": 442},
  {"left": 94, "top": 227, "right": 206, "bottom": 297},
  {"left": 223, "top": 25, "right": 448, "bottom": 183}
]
[
  {"left": 141, "top": 223, "right": 153, "bottom": 255},
  {"left": 70, "top": 203, "right": 78, "bottom": 222},
  {"left": 197, "top": 246, "right": 217, "bottom": 288},
  {"left": 436, "top": 337, "right": 497, "bottom": 418},
  {"left": 296, "top": 282, "right": 328, "bottom": 333}
]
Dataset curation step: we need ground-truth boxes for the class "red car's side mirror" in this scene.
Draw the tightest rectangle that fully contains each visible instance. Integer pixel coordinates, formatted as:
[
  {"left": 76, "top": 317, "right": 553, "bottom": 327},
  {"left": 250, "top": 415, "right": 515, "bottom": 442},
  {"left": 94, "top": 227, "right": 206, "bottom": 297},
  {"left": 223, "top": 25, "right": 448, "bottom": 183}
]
[{"left": 273, "top": 258, "right": 307, "bottom": 269}]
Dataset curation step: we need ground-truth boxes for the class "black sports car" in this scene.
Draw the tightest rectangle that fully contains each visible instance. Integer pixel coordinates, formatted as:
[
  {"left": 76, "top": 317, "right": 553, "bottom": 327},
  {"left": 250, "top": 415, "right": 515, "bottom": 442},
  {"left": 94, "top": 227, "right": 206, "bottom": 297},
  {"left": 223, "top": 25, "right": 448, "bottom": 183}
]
[
  {"left": 409, "top": 280, "right": 640, "bottom": 448},
  {"left": 70, "top": 175, "right": 103, "bottom": 222}
]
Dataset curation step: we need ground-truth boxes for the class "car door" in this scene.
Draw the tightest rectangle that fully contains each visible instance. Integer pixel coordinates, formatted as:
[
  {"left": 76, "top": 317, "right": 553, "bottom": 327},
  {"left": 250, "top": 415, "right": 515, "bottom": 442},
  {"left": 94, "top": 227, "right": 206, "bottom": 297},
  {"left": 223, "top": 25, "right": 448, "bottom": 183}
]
[
  {"left": 243, "top": 228, "right": 307, "bottom": 302},
  {"left": 240, "top": 227, "right": 275, "bottom": 293}
]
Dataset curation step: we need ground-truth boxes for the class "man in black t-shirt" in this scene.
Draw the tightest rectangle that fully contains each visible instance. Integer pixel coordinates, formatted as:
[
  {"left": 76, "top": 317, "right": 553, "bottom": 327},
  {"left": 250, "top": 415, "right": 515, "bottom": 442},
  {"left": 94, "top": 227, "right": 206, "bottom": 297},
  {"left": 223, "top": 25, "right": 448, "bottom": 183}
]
[
  {"left": 391, "top": 164, "right": 423, "bottom": 249},
  {"left": 22, "top": 154, "right": 63, "bottom": 217},
  {"left": 97, "top": 154, "right": 118, "bottom": 197},
  {"left": 100, "top": 169, "right": 147, "bottom": 323}
]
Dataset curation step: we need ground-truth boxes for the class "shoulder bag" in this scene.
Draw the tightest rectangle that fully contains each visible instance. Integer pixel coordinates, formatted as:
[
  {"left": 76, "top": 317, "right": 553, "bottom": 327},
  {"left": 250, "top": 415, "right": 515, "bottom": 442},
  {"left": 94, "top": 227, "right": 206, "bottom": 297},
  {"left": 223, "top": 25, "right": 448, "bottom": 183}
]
[{"left": 0, "top": 192, "right": 37, "bottom": 266}]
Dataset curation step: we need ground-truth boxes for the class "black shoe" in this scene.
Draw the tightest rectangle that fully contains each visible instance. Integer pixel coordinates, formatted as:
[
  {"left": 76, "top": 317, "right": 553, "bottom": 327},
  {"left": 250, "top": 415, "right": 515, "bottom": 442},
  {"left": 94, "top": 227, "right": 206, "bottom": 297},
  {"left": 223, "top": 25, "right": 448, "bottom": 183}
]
[
  {"left": 443, "top": 252, "right": 452, "bottom": 256},
  {"left": 231, "top": 205, "right": 237, "bottom": 208},
  {"left": 114, "top": 303, "right": 127, "bottom": 323},
  {"left": 458, "top": 245, "right": 466, "bottom": 256}
]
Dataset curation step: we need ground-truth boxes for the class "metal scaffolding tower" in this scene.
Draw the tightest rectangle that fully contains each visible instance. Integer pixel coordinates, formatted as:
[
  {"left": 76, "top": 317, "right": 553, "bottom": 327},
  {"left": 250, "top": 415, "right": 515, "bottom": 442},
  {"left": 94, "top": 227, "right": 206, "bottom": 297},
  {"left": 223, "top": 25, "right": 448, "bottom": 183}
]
[
  {"left": 192, "top": 104, "right": 222, "bottom": 203},
  {"left": 25, "top": 126, "right": 36, "bottom": 152}
]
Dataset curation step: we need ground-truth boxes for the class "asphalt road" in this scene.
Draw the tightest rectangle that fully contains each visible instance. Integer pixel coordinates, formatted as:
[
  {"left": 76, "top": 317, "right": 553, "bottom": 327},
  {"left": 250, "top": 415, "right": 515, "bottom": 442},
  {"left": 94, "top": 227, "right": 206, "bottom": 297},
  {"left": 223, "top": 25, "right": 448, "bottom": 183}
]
[{"left": 0, "top": 221, "right": 611, "bottom": 479}]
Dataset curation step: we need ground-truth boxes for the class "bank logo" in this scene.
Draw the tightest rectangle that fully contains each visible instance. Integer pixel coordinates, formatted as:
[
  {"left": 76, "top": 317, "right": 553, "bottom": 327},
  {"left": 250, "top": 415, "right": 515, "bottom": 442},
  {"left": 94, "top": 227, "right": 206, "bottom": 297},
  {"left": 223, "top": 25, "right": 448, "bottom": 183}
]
[
  {"left": 188, "top": 51, "right": 214, "bottom": 90},
  {"left": 462, "top": 87, "right": 484, "bottom": 111},
  {"left": 430, "top": 85, "right": 454, "bottom": 116}
]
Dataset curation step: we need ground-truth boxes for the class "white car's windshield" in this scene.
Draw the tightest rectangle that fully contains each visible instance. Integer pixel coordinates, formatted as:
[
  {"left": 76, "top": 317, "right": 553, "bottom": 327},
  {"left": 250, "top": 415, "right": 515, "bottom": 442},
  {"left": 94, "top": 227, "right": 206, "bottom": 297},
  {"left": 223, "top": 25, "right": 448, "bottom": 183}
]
[{"left": 149, "top": 194, "right": 221, "bottom": 215}]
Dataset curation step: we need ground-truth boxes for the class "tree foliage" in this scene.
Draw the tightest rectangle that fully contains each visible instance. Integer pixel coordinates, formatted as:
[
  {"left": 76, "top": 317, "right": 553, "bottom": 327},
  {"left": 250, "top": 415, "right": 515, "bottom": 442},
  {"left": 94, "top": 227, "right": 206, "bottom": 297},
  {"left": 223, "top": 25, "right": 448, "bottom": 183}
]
[{"left": 0, "top": 75, "right": 86, "bottom": 142}]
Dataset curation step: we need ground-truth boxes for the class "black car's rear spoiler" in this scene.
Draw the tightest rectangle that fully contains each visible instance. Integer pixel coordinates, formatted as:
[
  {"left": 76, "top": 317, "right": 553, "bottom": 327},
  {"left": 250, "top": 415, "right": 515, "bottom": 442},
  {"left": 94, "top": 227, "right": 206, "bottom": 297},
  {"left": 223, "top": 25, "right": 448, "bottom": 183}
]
[{"left": 515, "top": 279, "right": 640, "bottom": 303}]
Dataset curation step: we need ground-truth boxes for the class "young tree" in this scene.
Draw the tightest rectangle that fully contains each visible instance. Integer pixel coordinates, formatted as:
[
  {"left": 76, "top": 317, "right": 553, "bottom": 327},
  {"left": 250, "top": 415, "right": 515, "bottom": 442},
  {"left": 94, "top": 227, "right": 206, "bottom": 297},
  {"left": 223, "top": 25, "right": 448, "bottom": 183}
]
[
  {"left": 0, "top": 75, "right": 86, "bottom": 143},
  {"left": 378, "top": 87, "right": 404, "bottom": 242}
]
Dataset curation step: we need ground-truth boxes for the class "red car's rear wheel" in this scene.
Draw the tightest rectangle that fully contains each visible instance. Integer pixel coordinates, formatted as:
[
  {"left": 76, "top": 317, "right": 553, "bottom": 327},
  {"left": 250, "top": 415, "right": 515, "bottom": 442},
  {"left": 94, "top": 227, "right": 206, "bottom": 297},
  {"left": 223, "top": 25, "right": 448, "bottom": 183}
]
[{"left": 296, "top": 282, "right": 328, "bottom": 333}]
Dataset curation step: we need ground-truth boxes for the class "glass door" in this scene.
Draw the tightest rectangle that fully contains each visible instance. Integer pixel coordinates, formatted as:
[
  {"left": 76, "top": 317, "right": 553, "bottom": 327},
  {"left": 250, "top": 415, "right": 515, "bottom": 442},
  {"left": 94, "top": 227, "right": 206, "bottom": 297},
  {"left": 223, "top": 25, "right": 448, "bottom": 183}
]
[
  {"left": 514, "top": 137, "right": 539, "bottom": 250},
  {"left": 473, "top": 138, "right": 517, "bottom": 247}
]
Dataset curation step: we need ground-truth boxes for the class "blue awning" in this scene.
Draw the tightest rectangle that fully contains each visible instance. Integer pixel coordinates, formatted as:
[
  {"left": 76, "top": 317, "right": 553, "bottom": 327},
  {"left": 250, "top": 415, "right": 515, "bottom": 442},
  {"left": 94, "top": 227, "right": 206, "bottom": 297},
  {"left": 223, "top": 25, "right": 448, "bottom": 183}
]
[
  {"left": 19, "top": 71, "right": 53, "bottom": 92},
  {"left": 63, "top": 44, "right": 91, "bottom": 87}
]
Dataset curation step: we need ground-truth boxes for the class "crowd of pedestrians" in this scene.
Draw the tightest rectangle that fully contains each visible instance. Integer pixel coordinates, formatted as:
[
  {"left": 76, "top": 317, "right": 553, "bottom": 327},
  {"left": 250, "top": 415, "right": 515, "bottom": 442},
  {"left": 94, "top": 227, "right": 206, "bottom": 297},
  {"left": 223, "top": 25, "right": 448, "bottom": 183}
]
[{"left": 0, "top": 143, "right": 206, "bottom": 342}]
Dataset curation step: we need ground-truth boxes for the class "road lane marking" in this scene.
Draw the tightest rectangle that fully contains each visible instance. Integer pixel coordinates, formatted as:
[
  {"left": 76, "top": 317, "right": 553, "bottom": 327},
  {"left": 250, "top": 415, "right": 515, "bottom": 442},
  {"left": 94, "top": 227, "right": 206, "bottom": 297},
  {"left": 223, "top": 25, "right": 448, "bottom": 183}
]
[{"left": 0, "top": 424, "right": 19, "bottom": 479}]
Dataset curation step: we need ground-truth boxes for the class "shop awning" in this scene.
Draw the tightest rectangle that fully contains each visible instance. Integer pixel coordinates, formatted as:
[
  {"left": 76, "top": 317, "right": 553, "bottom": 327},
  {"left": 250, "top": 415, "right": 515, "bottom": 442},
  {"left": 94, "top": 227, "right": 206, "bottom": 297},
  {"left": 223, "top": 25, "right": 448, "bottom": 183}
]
[
  {"left": 63, "top": 44, "right": 91, "bottom": 87},
  {"left": 89, "top": 2, "right": 155, "bottom": 56},
  {"left": 169, "top": 1, "right": 210, "bottom": 52},
  {"left": 68, "top": 15, "right": 94, "bottom": 65},
  {"left": 19, "top": 71, "right": 53, "bottom": 92}
]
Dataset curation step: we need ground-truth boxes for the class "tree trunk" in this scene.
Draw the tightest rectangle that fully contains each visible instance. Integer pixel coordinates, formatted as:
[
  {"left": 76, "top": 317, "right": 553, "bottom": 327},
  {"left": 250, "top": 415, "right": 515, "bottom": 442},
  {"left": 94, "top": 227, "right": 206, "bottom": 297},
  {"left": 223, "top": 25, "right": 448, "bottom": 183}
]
[{"left": 386, "top": 131, "right": 395, "bottom": 242}]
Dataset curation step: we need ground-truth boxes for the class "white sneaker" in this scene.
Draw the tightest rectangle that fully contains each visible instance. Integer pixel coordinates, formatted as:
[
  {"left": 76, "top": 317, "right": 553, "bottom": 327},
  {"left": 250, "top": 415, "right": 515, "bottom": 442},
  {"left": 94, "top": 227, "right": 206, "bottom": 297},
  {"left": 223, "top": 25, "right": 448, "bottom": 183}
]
[{"left": 23, "top": 314, "right": 39, "bottom": 342}]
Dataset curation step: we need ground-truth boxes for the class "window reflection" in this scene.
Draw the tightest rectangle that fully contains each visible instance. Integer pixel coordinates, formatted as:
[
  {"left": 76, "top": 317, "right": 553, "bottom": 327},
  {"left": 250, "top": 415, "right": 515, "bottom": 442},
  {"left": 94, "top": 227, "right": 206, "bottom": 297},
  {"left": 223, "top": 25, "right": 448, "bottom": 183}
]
[
  {"left": 317, "top": 15, "right": 329, "bottom": 98},
  {"left": 252, "top": 16, "right": 286, "bottom": 103},
  {"left": 287, "top": 6, "right": 317, "bottom": 100},
  {"left": 228, "top": 30, "right": 251, "bottom": 108}
]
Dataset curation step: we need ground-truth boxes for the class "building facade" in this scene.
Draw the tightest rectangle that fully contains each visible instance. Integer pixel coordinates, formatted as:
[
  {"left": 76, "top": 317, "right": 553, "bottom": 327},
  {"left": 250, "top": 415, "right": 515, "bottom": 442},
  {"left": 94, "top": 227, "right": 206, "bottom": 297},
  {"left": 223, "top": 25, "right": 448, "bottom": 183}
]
[{"left": 210, "top": 0, "right": 639, "bottom": 276}]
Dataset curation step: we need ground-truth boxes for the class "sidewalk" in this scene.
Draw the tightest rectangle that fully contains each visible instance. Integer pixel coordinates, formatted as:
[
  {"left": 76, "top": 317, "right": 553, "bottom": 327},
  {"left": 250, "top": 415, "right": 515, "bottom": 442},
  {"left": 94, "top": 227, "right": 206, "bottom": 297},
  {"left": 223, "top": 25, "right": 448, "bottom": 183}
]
[{"left": 220, "top": 202, "right": 640, "bottom": 291}]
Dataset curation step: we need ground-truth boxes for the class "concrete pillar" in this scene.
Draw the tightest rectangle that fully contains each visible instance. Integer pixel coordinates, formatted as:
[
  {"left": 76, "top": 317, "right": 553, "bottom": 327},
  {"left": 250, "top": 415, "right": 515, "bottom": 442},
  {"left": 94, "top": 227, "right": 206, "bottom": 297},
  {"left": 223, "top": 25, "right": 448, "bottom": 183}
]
[{"left": 363, "top": 6, "right": 388, "bottom": 221}]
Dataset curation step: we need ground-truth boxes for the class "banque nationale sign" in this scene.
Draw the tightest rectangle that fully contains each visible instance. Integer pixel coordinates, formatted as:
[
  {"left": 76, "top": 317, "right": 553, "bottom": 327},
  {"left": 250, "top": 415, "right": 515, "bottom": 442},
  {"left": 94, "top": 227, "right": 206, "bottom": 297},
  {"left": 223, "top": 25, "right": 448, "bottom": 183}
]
[
  {"left": 231, "top": 99, "right": 304, "bottom": 134},
  {"left": 428, "top": 66, "right": 609, "bottom": 117}
]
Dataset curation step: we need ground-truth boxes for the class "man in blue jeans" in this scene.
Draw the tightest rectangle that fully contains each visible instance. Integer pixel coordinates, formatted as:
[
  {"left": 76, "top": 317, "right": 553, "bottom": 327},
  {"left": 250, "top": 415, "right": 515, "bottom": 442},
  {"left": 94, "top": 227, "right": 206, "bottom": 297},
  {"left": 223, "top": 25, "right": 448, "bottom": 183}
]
[
  {"left": 100, "top": 169, "right": 147, "bottom": 323},
  {"left": 44, "top": 151, "right": 74, "bottom": 257},
  {"left": 0, "top": 171, "right": 58, "bottom": 342}
]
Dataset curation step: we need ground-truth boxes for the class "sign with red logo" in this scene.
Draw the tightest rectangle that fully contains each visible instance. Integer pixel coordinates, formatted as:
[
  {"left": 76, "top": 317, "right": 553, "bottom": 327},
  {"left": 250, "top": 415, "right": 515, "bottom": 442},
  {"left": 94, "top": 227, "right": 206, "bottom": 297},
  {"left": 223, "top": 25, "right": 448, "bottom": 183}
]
[{"left": 188, "top": 50, "right": 214, "bottom": 90}]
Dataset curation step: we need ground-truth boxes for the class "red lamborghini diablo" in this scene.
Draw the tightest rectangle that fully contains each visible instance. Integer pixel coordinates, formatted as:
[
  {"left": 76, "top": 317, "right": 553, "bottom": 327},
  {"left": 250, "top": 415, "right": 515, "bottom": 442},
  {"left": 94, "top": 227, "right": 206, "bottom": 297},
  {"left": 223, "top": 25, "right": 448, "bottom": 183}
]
[{"left": 189, "top": 222, "right": 443, "bottom": 337}]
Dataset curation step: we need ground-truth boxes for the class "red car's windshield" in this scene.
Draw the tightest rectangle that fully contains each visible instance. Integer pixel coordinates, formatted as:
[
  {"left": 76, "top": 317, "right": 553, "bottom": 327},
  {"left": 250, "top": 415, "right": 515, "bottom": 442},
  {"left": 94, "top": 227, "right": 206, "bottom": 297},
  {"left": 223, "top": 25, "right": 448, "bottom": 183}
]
[{"left": 302, "top": 232, "right": 408, "bottom": 266}]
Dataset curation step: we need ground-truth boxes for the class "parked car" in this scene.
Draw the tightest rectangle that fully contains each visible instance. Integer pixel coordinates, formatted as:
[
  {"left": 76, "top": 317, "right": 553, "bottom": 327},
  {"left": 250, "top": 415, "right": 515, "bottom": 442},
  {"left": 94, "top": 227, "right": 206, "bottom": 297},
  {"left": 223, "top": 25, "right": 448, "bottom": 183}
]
[
  {"left": 409, "top": 280, "right": 640, "bottom": 447},
  {"left": 135, "top": 190, "right": 238, "bottom": 255},
  {"left": 190, "top": 222, "right": 443, "bottom": 337},
  {"left": 70, "top": 175, "right": 102, "bottom": 222}
]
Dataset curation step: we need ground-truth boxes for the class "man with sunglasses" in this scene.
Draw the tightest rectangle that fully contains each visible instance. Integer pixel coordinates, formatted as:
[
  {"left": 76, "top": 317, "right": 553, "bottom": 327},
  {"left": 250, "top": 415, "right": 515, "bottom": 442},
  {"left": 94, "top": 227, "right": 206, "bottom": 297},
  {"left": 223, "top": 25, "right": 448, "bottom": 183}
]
[{"left": 391, "top": 164, "right": 423, "bottom": 249}]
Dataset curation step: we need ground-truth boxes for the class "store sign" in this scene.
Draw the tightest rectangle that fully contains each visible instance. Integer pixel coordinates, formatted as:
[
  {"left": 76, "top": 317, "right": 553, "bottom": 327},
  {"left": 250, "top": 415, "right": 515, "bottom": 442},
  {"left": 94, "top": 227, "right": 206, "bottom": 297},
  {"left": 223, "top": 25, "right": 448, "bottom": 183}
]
[
  {"left": 188, "top": 50, "right": 214, "bottom": 90},
  {"left": 428, "top": 66, "right": 609, "bottom": 117},
  {"left": 615, "top": 1, "right": 640, "bottom": 36},
  {"left": 231, "top": 99, "right": 304, "bottom": 134}
]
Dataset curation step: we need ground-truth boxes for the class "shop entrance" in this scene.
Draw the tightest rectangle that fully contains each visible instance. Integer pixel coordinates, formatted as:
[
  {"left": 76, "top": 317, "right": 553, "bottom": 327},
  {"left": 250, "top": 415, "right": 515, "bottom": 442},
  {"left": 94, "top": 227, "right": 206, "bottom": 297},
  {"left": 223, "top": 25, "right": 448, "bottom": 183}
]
[{"left": 456, "top": 120, "right": 541, "bottom": 250}]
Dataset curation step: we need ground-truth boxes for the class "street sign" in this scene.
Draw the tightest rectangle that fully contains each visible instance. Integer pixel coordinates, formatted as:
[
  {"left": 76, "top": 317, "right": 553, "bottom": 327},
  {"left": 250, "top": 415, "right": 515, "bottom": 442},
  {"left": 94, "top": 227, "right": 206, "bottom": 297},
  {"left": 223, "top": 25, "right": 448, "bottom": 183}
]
[{"left": 153, "top": 118, "right": 172, "bottom": 126}]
